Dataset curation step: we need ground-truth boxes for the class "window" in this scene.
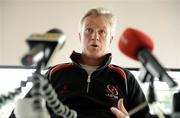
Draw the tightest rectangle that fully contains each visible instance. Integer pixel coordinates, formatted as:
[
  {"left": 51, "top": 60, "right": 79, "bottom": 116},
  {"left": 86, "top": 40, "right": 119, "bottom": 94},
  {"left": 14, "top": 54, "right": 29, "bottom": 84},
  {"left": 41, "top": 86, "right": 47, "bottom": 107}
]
[{"left": 0, "top": 67, "right": 179, "bottom": 118}]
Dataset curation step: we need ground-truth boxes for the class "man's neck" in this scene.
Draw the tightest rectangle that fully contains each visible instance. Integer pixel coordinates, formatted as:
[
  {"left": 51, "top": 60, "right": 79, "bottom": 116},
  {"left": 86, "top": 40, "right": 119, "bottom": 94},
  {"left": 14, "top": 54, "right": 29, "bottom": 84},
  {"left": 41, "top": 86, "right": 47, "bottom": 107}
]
[{"left": 79, "top": 54, "right": 105, "bottom": 66}]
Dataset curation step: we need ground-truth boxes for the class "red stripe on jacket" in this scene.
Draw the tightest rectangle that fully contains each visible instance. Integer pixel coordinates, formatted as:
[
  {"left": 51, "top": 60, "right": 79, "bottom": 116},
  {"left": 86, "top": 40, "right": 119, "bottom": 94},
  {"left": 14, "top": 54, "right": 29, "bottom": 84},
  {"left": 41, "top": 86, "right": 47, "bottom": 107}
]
[
  {"left": 50, "top": 63, "right": 73, "bottom": 75},
  {"left": 108, "top": 64, "right": 126, "bottom": 80}
]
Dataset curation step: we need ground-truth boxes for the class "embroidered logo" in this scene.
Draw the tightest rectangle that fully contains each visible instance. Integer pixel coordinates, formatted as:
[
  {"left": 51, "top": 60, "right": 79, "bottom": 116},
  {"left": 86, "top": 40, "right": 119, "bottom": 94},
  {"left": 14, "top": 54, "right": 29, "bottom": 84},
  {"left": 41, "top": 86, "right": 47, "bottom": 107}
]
[
  {"left": 58, "top": 85, "right": 70, "bottom": 95},
  {"left": 105, "top": 84, "right": 119, "bottom": 100}
]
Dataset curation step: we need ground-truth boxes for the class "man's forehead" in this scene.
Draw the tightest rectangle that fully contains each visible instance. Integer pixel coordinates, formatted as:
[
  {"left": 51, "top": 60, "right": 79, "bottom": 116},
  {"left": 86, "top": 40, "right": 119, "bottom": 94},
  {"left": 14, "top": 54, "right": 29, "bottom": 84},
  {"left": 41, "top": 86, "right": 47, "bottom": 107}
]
[
  {"left": 83, "top": 16, "right": 108, "bottom": 23},
  {"left": 82, "top": 16, "right": 110, "bottom": 28}
]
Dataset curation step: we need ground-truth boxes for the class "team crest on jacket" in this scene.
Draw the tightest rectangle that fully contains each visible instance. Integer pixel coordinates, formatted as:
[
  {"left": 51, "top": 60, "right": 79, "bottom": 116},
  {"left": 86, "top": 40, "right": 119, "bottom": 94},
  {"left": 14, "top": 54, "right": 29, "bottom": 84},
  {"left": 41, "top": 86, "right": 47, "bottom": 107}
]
[{"left": 105, "top": 84, "right": 118, "bottom": 100}]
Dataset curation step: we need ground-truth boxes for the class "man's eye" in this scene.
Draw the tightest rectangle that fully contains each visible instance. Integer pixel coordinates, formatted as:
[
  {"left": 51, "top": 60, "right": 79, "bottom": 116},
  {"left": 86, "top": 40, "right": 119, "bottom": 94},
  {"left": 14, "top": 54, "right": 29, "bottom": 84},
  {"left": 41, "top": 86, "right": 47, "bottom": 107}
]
[
  {"left": 99, "top": 30, "right": 107, "bottom": 35},
  {"left": 85, "top": 28, "right": 93, "bottom": 33}
]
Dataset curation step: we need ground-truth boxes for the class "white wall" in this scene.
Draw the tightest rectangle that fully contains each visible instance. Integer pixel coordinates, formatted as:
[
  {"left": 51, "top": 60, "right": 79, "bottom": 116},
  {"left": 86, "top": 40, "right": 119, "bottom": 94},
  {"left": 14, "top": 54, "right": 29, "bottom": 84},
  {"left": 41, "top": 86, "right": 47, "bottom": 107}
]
[
  {"left": 0, "top": 0, "right": 180, "bottom": 68},
  {"left": 178, "top": 1, "right": 180, "bottom": 68},
  {"left": 0, "top": 1, "right": 3, "bottom": 64}
]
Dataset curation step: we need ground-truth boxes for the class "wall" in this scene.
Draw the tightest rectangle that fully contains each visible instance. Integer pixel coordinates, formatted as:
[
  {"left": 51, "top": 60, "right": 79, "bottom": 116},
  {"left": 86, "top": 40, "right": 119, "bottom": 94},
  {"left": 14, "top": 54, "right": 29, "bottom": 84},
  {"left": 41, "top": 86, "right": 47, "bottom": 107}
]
[
  {"left": 0, "top": 1, "right": 3, "bottom": 64},
  {"left": 178, "top": 1, "right": 180, "bottom": 68},
  {"left": 0, "top": 0, "right": 180, "bottom": 68}
]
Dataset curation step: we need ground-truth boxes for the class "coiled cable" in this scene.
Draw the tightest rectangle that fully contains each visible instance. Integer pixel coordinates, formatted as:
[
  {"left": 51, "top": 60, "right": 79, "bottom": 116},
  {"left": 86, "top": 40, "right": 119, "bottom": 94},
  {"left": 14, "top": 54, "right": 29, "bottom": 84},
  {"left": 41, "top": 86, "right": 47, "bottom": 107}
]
[
  {"left": 0, "top": 77, "right": 31, "bottom": 108},
  {"left": 38, "top": 73, "right": 77, "bottom": 118}
]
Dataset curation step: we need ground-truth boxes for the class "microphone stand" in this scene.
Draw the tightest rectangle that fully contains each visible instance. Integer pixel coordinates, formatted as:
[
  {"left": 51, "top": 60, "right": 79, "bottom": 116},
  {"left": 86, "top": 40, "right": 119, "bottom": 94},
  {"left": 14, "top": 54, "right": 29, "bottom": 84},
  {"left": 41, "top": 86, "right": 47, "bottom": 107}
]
[
  {"left": 15, "top": 53, "right": 50, "bottom": 118},
  {"left": 139, "top": 67, "right": 166, "bottom": 118},
  {"left": 15, "top": 47, "right": 77, "bottom": 118}
]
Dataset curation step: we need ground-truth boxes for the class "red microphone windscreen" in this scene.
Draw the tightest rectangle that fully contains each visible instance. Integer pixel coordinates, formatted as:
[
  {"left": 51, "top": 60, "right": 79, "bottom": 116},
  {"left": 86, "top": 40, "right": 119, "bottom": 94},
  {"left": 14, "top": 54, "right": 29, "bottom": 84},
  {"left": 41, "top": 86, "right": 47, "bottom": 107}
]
[{"left": 119, "top": 28, "right": 154, "bottom": 60}]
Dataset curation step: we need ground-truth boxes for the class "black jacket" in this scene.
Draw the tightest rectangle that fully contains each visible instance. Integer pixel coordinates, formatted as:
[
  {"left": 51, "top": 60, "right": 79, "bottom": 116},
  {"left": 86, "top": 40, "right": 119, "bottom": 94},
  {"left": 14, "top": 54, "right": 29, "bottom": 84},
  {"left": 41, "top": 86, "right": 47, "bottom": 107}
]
[
  {"left": 9, "top": 51, "right": 153, "bottom": 118},
  {"left": 47, "top": 51, "right": 152, "bottom": 118}
]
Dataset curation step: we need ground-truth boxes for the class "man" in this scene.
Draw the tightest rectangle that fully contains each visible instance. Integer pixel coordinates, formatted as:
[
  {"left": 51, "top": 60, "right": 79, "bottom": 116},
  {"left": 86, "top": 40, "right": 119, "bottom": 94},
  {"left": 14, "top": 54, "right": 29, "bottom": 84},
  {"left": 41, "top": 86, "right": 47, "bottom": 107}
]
[{"left": 46, "top": 7, "right": 152, "bottom": 118}]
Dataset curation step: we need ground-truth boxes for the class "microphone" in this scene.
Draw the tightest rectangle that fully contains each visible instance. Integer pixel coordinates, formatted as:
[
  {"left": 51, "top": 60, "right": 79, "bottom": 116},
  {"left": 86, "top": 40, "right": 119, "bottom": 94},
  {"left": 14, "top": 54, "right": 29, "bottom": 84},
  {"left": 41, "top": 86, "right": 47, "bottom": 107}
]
[
  {"left": 21, "top": 28, "right": 66, "bottom": 67},
  {"left": 172, "top": 91, "right": 180, "bottom": 118},
  {"left": 118, "top": 28, "right": 177, "bottom": 88}
]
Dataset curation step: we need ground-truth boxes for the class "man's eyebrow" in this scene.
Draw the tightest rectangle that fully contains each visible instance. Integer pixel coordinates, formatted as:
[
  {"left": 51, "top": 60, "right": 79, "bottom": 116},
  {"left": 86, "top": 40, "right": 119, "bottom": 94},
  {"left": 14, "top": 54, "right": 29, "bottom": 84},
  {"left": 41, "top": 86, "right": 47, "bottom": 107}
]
[{"left": 85, "top": 24, "right": 92, "bottom": 27}]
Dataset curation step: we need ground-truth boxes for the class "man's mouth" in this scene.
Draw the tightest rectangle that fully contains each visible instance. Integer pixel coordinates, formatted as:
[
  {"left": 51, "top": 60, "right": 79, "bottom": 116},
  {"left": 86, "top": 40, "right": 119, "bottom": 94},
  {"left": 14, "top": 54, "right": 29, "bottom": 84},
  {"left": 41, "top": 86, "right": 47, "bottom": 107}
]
[{"left": 91, "top": 44, "right": 98, "bottom": 47}]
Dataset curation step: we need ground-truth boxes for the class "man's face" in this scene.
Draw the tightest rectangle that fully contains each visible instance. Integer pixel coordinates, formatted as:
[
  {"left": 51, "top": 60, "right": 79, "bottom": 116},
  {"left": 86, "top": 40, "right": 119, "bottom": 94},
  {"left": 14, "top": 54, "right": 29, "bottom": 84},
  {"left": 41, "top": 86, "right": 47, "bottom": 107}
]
[{"left": 79, "top": 15, "right": 113, "bottom": 59}]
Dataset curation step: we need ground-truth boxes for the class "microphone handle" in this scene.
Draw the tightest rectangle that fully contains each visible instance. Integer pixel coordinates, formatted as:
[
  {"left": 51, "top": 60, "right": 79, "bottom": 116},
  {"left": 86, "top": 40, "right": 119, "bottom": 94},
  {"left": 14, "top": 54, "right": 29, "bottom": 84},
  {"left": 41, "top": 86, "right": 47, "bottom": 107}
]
[
  {"left": 137, "top": 48, "right": 177, "bottom": 88},
  {"left": 22, "top": 44, "right": 51, "bottom": 66}
]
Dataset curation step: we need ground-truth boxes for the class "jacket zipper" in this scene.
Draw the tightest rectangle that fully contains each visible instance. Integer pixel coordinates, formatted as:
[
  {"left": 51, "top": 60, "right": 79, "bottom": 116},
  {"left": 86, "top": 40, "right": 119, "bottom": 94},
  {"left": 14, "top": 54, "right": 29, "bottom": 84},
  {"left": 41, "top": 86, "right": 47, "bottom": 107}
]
[{"left": 86, "top": 74, "right": 91, "bottom": 93}]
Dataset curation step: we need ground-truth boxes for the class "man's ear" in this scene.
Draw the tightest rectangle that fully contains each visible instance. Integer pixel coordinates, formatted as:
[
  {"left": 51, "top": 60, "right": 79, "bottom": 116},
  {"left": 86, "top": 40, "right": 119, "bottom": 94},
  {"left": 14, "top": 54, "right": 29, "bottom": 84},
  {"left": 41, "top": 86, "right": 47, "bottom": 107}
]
[
  {"left": 110, "top": 36, "right": 113, "bottom": 44},
  {"left": 79, "top": 33, "right": 81, "bottom": 41}
]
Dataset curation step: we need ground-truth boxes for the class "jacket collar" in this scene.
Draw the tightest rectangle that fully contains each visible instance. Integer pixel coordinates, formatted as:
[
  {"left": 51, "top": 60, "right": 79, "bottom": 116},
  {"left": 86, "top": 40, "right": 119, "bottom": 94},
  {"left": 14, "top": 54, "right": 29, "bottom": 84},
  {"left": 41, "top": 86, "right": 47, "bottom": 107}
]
[{"left": 70, "top": 51, "right": 112, "bottom": 70}]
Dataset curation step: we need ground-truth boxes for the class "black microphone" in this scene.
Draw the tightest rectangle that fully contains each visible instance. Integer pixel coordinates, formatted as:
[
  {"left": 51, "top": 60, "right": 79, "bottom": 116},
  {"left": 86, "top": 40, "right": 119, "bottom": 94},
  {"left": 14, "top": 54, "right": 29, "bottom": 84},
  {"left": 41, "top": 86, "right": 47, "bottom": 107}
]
[
  {"left": 172, "top": 91, "right": 180, "bottom": 118},
  {"left": 21, "top": 28, "right": 66, "bottom": 67}
]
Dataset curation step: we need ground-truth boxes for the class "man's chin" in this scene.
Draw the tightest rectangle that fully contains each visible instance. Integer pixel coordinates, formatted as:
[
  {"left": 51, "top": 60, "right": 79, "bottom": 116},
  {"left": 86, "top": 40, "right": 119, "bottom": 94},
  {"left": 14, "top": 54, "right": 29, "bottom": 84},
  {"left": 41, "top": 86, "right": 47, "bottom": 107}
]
[{"left": 88, "top": 53, "right": 105, "bottom": 59}]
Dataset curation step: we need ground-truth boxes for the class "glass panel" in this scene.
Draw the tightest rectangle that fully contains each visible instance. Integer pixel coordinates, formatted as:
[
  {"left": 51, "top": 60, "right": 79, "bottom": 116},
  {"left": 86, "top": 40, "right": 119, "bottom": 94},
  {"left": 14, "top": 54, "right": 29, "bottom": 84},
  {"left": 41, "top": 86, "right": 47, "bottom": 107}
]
[{"left": 0, "top": 67, "right": 179, "bottom": 117}]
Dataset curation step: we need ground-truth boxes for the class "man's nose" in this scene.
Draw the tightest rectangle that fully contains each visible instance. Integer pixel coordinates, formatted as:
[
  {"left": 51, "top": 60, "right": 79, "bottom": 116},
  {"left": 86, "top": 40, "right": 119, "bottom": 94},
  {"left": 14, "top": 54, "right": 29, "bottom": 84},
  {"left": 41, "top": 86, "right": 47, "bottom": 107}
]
[{"left": 92, "top": 31, "right": 99, "bottom": 40}]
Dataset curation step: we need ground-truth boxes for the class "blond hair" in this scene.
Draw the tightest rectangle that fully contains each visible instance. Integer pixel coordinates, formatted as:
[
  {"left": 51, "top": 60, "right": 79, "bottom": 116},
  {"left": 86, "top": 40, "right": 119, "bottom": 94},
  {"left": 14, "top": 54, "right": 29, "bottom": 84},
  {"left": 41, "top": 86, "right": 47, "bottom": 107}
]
[{"left": 79, "top": 7, "right": 117, "bottom": 35}]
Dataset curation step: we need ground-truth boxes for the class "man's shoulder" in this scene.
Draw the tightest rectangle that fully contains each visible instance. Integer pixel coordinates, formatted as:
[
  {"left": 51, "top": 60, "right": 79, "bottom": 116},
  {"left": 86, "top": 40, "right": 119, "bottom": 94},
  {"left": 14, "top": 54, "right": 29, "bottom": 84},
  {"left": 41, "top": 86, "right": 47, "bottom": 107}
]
[
  {"left": 48, "top": 63, "right": 73, "bottom": 74},
  {"left": 108, "top": 64, "right": 135, "bottom": 79},
  {"left": 108, "top": 64, "right": 128, "bottom": 79}
]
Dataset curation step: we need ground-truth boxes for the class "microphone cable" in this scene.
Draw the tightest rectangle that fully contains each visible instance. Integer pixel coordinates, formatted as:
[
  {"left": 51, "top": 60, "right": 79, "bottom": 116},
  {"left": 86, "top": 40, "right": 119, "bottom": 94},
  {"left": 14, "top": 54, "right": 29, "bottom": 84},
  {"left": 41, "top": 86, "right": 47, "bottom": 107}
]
[
  {"left": 37, "top": 73, "right": 77, "bottom": 118},
  {"left": 0, "top": 70, "right": 77, "bottom": 118},
  {"left": 0, "top": 76, "right": 32, "bottom": 108}
]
